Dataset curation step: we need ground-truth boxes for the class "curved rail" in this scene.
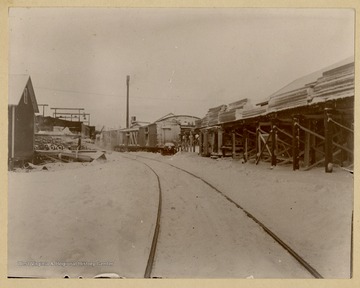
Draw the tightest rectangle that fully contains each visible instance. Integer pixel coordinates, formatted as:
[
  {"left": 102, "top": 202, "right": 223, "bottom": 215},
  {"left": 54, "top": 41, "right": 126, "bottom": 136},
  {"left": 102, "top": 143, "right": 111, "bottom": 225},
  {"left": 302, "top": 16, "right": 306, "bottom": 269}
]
[
  {"left": 122, "top": 156, "right": 162, "bottom": 278},
  {"left": 123, "top": 153, "right": 324, "bottom": 279}
]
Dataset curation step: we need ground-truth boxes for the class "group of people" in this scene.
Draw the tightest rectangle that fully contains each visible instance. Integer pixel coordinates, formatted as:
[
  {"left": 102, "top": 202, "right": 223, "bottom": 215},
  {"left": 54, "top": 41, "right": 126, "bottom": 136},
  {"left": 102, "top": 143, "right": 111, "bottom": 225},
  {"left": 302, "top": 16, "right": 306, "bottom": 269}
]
[{"left": 178, "top": 131, "right": 198, "bottom": 152}]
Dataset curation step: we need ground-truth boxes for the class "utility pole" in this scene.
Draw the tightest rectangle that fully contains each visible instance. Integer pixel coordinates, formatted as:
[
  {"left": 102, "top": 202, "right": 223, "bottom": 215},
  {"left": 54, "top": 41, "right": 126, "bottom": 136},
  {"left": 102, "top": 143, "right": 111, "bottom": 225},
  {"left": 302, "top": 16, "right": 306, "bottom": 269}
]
[{"left": 126, "top": 75, "right": 130, "bottom": 129}]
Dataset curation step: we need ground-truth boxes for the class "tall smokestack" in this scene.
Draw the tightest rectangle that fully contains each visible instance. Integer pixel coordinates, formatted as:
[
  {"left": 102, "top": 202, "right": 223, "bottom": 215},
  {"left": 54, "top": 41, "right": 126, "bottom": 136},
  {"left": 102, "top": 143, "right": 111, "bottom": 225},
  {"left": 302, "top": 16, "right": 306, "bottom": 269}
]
[{"left": 126, "top": 75, "right": 130, "bottom": 129}]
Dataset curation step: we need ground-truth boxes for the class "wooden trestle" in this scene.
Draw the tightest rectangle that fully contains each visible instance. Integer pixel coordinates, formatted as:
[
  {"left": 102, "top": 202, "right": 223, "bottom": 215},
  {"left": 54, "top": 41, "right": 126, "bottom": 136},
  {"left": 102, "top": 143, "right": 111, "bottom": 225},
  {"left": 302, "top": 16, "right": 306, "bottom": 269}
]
[{"left": 197, "top": 98, "right": 353, "bottom": 173}]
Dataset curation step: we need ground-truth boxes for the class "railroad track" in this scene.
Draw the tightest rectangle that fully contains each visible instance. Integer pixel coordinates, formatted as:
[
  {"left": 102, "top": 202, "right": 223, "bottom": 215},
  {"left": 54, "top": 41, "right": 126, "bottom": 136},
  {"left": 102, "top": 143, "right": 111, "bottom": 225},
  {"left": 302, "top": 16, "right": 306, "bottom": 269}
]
[
  {"left": 120, "top": 156, "right": 163, "bottom": 278},
  {"left": 120, "top": 153, "right": 323, "bottom": 279}
]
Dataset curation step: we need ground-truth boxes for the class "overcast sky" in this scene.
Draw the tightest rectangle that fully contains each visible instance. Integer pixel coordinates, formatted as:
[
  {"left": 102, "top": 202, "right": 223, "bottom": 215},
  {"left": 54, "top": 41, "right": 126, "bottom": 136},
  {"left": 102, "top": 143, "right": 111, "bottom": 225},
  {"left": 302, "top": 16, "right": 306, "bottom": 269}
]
[{"left": 9, "top": 8, "right": 354, "bottom": 129}]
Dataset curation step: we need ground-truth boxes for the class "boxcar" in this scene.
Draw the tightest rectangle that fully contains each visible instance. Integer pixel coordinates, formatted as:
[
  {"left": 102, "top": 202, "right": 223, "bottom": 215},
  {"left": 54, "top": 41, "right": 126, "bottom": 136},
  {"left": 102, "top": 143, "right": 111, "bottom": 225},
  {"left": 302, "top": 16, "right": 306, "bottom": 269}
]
[{"left": 112, "top": 114, "right": 200, "bottom": 154}]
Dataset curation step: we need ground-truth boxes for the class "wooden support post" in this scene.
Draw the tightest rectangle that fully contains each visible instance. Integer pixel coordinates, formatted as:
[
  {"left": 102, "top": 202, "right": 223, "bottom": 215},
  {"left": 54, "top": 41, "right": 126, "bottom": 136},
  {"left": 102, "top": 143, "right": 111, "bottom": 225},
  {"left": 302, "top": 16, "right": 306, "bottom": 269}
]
[
  {"left": 189, "top": 132, "right": 194, "bottom": 152},
  {"left": 324, "top": 109, "right": 333, "bottom": 173},
  {"left": 256, "top": 131, "right": 273, "bottom": 165},
  {"left": 292, "top": 116, "right": 300, "bottom": 170},
  {"left": 243, "top": 128, "right": 248, "bottom": 163},
  {"left": 303, "top": 149, "right": 341, "bottom": 171},
  {"left": 232, "top": 130, "right": 236, "bottom": 159},
  {"left": 125, "top": 132, "right": 129, "bottom": 151},
  {"left": 210, "top": 130, "right": 215, "bottom": 154},
  {"left": 199, "top": 132, "right": 203, "bottom": 155},
  {"left": 310, "top": 121, "right": 316, "bottom": 165},
  {"left": 218, "top": 127, "right": 223, "bottom": 156},
  {"left": 203, "top": 130, "right": 208, "bottom": 156},
  {"left": 304, "top": 119, "right": 311, "bottom": 168},
  {"left": 256, "top": 124, "right": 260, "bottom": 159},
  {"left": 271, "top": 121, "right": 277, "bottom": 166},
  {"left": 187, "top": 135, "right": 190, "bottom": 152},
  {"left": 340, "top": 115, "right": 346, "bottom": 166}
]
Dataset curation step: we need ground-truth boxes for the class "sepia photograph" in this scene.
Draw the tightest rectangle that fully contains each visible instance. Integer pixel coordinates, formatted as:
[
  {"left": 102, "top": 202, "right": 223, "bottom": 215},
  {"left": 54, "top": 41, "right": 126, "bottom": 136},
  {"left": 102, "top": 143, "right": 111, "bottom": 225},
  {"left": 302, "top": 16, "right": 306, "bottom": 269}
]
[{"left": 5, "top": 4, "right": 355, "bottom": 282}]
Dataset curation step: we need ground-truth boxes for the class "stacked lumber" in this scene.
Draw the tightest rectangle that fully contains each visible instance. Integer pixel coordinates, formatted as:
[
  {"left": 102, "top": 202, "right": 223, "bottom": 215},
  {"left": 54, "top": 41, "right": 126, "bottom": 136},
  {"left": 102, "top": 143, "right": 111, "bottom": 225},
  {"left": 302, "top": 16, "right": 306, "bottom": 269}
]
[
  {"left": 195, "top": 119, "right": 203, "bottom": 129},
  {"left": 311, "top": 62, "right": 354, "bottom": 103},
  {"left": 196, "top": 59, "right": 354, "bottom": 129},
  {"left": 242, "top": 106, "right": 267, "bottom": 118},
  {"left": 228, "top": 98, "right": 249, "bottom": 110},
  {"left": 268, "top": 61, "right": 355, "bottom": 111},
  {"left": 234, "top": 98, "right": 252, "bottom": 120},
  {"left": 200, "top": 115, "right": 209, "bottom": 127},
  {"left": 235, "top": 109, "right": 243, "bottom": 119},
  {"left": 268, "top": 86, "right": 309, "bottom": 111},
  {"left": 203, "top": 104, "right": 227, "bottom": 126},
  {"left": 218, "top": 110, "right": 236, "bottom": 123},
  {"left": 218, "top": 98, "right": 251, "bottom": 123}
]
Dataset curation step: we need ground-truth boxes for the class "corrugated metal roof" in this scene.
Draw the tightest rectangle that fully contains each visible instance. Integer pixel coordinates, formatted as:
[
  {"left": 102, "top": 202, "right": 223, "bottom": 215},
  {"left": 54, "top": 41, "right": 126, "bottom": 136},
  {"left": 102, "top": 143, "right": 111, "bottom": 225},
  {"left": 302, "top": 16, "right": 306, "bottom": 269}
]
[
  {"left": 269, "top": 56, "right": 354, "bottom": 99},
  {"left": 8, "top": 74, "right": 39, "bottom": 113}
]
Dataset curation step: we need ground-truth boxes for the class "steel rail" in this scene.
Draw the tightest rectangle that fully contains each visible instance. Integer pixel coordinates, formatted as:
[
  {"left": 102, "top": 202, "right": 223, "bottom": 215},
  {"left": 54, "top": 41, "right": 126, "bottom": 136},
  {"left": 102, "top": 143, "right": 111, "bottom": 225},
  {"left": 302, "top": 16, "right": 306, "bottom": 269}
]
[
  {"left": 128, "top": 153, "right": 324, "bottom": 279},
  {"left": 121, "top": 155, "right": 162, "bottom": 278}
]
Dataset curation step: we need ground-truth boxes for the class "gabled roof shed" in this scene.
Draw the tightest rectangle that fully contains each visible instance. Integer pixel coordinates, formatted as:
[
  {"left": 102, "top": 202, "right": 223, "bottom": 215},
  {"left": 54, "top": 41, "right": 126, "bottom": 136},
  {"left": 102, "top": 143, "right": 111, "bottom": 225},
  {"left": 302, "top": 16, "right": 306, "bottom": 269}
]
[{"left": 8, "top": 75, "right": 39, "bottom": 166}]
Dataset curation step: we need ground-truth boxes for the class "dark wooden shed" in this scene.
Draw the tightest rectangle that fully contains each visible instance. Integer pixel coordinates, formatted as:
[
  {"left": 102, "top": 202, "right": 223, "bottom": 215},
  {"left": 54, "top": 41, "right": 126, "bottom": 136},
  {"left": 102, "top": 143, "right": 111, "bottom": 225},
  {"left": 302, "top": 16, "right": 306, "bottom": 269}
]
[{"left": 8, "top": 75, "right": 39, "bottom": 167}]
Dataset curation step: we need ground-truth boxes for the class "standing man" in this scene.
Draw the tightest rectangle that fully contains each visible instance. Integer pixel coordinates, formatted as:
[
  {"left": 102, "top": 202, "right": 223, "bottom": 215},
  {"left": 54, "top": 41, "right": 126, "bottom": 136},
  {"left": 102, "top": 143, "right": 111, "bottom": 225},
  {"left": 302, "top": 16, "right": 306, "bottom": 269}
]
[{"left": 189, "top": 131, "right": 194, "bottom": 152}]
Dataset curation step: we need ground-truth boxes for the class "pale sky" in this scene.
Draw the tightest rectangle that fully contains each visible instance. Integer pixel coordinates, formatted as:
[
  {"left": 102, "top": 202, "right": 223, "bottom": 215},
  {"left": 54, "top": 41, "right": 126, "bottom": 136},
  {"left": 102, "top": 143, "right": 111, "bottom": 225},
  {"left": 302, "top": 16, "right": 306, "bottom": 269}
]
[{"left": 9, "top": 8, "right": 354, "bottom": 129}]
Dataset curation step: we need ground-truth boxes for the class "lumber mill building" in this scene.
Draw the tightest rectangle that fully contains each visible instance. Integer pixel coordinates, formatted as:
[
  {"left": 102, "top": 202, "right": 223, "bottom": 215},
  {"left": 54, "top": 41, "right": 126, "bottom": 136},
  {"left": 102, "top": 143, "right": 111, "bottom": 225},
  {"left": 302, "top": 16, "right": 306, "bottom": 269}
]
[
  {"left": 8, "top": 75, "right": 39, "bottom": 168},
  {"left": 196, "top": 57, "right": 354, "bottom": 173}
]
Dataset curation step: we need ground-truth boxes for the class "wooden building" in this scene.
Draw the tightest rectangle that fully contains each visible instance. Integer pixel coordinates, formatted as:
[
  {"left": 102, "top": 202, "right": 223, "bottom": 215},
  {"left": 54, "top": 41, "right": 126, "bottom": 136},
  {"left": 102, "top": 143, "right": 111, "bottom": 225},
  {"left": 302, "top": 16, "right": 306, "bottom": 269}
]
[{"left": 8, "top": 75, "right": 39, "bottom": 167}]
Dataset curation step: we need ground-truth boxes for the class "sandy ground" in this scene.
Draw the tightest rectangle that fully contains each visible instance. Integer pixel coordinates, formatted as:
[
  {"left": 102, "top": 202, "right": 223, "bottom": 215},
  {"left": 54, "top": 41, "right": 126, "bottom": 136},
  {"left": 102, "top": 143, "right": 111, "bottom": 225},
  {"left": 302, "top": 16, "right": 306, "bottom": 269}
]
[
  {"left": 132, "top": 151, "right": 354, "bottom": 278},
  {"left": 8, "top": 156, "right": 158, "bottom": 278},
  {"left": 133, "top": 157, "right": 312, "bottom": 278},
  {"left": 8, "top": 150, "right": 353, "bottom": 278}
]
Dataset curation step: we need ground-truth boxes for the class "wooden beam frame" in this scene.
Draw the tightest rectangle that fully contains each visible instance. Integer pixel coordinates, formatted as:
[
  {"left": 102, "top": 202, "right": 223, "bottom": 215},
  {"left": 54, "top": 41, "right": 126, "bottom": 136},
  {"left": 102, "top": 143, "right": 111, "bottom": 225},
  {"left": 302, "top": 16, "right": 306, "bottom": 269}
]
[
  {"left": 243, "top": 128, "right": 248, "bottom": 162},
  {"left": 271, "top": 120, "right": 277, "bottom": 166},
  {"left": 256, "top": 128, "right": 273, "bottom": 165},
  {"left": 292, "top": 116, "right": 300, "bottom": 170}
]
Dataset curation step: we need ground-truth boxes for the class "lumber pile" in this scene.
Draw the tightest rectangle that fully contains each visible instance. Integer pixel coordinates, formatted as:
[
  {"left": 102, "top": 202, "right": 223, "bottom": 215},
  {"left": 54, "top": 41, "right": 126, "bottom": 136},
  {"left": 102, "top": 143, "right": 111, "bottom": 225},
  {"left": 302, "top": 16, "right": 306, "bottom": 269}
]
[
  {"left": 195, "top": 119, "right": 203, "bottom": 129},
  {"left": 218, "top": 98, "right": 251, "bottom": 123},
  {"left": 208, "top": 105, "right": 227, "bottom": 126},
  {"left": 197, "top": 99, "right": 254, "bottom": 126},
  {"left": 311, "top": 62, "right": 354, "bottom": 103},
  {"left": 268, "top": 61, "right": 355, "bottom": 112},
  {"left": 200, "top": 115, "right": 209, "bottom": 127},
  {"left": 268, "top": 86, "right": 309, "bottom": 112},
  {"left": 34, "top": 134, "right": 81, "bottom": 151},
  {"left": 227, "top": 98, "right": 249, "bottom": 110},
  {"left": 196, "top": 59, "right": 354, "bottom": 129},
  {"left": 242, "top": 106, "right": 267, "bottom": 118},
  {"left": 234, "top": 98, "right": 252, "bottom": 120},
  {"left": 218, "top": 110, "right": 236, "bottom": 123},
  {"left": 198, "top": 104, "right": 227, "bottom": 127}
]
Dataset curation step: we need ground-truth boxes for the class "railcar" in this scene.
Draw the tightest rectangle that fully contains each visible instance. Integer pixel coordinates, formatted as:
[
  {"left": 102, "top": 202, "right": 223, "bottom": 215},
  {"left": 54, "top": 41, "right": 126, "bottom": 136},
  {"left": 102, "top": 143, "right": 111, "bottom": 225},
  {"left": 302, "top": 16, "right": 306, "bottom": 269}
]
[{"left": 112, "top": 114, "right": 200, "bottom": 155}]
